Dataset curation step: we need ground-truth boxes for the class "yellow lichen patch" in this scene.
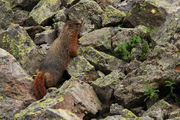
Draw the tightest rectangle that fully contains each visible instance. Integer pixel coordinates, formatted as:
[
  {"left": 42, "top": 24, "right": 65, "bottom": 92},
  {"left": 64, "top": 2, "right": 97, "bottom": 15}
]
[
  {"left": 151, "top": 9, "right": 156, "bottom": 14},
  {"left": 0, "top": 96, "right": 4, "bottom": 100}
]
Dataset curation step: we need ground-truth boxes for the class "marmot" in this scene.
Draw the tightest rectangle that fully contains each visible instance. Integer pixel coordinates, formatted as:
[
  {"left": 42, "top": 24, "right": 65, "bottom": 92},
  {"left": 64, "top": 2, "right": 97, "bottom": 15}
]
[{"left": 33, "top": 20, "right": 82, "bottom": 99}]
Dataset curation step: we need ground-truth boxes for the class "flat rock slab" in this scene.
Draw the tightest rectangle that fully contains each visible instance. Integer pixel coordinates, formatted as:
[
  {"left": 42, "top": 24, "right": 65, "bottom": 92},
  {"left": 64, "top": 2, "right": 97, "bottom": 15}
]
[{"left": 0, "top": 48, "right": 35, "bottom": 120}]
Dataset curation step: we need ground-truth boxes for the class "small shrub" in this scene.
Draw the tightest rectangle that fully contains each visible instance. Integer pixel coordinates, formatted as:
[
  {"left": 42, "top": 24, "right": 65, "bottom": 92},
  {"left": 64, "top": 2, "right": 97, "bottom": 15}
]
[
  {"left": 114, "top": 35, "right": 149, "bottom": 61},
  {"left": 144, "top": 86, "right": 159, "bottom": 102},
  {"left": 114, "top": 42, "right": 130, "bottom": 60}
]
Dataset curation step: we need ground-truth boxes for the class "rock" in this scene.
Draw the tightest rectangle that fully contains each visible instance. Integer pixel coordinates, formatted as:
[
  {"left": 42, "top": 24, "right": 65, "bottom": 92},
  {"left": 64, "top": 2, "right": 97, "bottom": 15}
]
[
  {"left": 102, "top": 5, "right": 126, "bottom": 26},
  {"left": 111, "top": 26, "right": 147, "bottom": 48},
  {"left": 125, "top": 0, "right": 167, "bottom": 27},
  {"left": 102, "top": 115, "right": 154, "bottom": 120},
  {"left": 92, "top": 70, "right": 124, "bottom": 102},
  {"left": 79, "top": 27, "right": 113, "bottom": 51},
  {"left": 15, "top": 79, "right": 102, "bottom": 119},
  {"left": 67, "top": 56, "right": 99, "bottom": 82},
  {"left": 152, "top": 14, "right": 180, "bottom": 44},
  {"left": 13, "top": 8, "right": 29, "bottom": 25},
  {"left": 29, "top": 0, "right": 61, "bottom": 25},
  {"left": 0, "top": 1, "right": 14, "bottom": 31},
  {"left": 150, "top": 43, "right": 180, "bottom": 70},
  {"left": 114, "top": 56, "right": 180, "bottom": 106},
  {"left": 143, "top": 99, "right": 172, "bottom": 120},
  {"left": 119, "top": 108, "right": 137, "bottom": 118},
  {"left": 67, "top": 0, "right": 103, "bottom": 35},
  {"left": 102, "top": 115, "right": 128, "bottom": 120},
  {"left": 53, "top": 9, "right": 67, "bottom": 22},
  {"left": 34, "top": 27, "right": 56, "bottom": 45},
  {"left": 25, "top": 26, "right": 46, "bottom": 40},
  {"left": 53, "top": 21, "right": 65, "bottom": 36},
  {"left": 96, "top": 0, "right": 122, "bottom": 8},
  {"left": 7, "top": 0, "right": 40, "bottom": 11},
  {"left": 79, "top": 46, "right": 125, "bottom": 73},
  {"left": 34, "top": 108, "right": 81, "bottom": 120},
  {"left": 169, "top": 108, "right": 180, "bottom": 119},
  {"left": 110, "top": 103, "right": 124, "bottom": 115},
  {"left": 0, "top": 48, "right": 35, "bottom": 120},
  {"left": 61, "top": 0, "right": 77, "bottom": 7},
  {"left": 0, "top": 25, "right": 45, "bottom": 75}
]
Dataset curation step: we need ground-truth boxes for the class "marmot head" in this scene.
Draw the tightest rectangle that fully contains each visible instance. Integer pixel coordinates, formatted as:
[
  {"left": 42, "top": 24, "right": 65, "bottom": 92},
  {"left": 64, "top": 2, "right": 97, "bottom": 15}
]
[{"left": 65, "top": 20, "right": 82, "bottom": 33}]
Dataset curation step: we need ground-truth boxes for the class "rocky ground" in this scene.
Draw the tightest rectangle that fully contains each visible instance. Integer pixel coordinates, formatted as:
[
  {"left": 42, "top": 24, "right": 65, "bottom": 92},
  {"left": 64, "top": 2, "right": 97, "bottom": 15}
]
[{"left": 0, "top": 0, "right": 179, "bottom": 120}]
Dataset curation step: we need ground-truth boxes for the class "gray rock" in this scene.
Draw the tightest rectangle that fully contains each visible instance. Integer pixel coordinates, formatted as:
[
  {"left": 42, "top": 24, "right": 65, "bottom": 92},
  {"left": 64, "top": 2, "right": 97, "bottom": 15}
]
[
  {"left": 102, "top": 115, "right": 127, "bottom": 120},
  {"left": 111, "top": 26, "right": 147, "bottom": 48},
  {"left": 67, "top": 56, "right": 98, "bottom": 80},
  {"left": 169, "top": 108, "right": 180, "bottom": 119},
  {"left": 92, "top": 70, "right": 124, "bottom": 102},
  {"left": 110, "top": 103, "right": 124, "bottom": 115},
  {"left": 67, "top": 0, "right": 103, "bottom": 35},
  {"left": 29, "top": 0, "right": 61, "bottom": 25},
  {"left": 0, "top": 25, "right": 45, "bottom": 75},
  {"left": 0, "top": 48, "right": 35, "bottom": 120},
  {"left": 53, "top": 21, "right": 65, "bottom": 36},
  {"left": 34, "top": 27, "right": 56, "bottom": 45},
  {"left": 79, "top": 27, "right": 113, "bottom": 51},
  {"left": 79, "top": 46, "right": 125, "bottom": 73},
  {"left": 124, "top": 0, "right": 167, "bottom": 27},
  {"left": 152, "top": 14, "right": 179, "bottom": 44},
  {"left": 13, "top": 8, "right": 29, "bottom": 25},
  {"left": 7, "top": 0, "right": 40, "bottom": 11},
  {"left": 15, "top": 79, "right": 102, "bottom": 119},
  {"left": 37, "top": 108, "right": 81, "bottom": 120},
  {"left": 53, "top": 8, "right": 67, "bottom": 22},
  {"left": 102, "top": 5, "right": 126, "bottom": 26},
  {"left": 24, "top": 25, "right": 46, "bottom": 39},
  {"left": 61, "top": 0, "right": 78, "bottom": 7},
  {"left": 96, "top": 0, "right": 122, "bottom": 8},
  {"left": 0, "top": 1, "right": 14, "bottom": 31},
  {"left": 143, "top": 99, "right": 172, "bottom": 120}
]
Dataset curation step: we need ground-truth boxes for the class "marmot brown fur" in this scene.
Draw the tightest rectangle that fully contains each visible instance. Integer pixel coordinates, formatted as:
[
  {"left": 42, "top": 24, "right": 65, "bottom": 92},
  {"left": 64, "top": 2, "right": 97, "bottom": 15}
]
[{"left": 33, "top": 20, "right": 82, "bottom": 99}]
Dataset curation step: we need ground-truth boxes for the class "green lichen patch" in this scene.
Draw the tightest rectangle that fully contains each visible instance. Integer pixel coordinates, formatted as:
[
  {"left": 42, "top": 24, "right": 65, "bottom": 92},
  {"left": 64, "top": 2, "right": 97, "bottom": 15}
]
[
  {"left": 29, "top": 0, "right": 61, "bottom": 25},
  {"left": 102, "top": 5, "right": 126, "bottom": 26},
  {"left": 67, "top": 56, "right": 95, "bottom": 78},
  {"left": 92, "top": 70, "right": 124, "bottom": 88},
  {"left": 0, "top": 27, "right": 35, "bottom": 60},
  {"left": 80, "top": 46, "right": 124, "bottom": 71},
  {"left": 121, "top": 109, "right": 137, "bottom": 118}
]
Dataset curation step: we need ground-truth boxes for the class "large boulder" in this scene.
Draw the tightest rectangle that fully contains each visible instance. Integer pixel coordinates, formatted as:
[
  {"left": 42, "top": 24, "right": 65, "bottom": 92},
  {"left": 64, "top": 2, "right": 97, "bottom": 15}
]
[
  {"left": 79, "top": 46, "right": 125, "bottom": 73},
  {"left": 118, "top": 0, "right": 167, "bottom": 28},
  {"left": 15, "top": 79, "right": 102, "bottom": 119},
  {"left": 79, "top": 27, "right": 114, "bottom": 51},
  {"left": 0, "top": 25, "right": 45, "bottom": 75},
  {"left": 102, "top": 5, "right": 126, "bottom": 26},
  {"left": 0, "top": 48, "right": 35, "bottom": 120},
  {"left": 67, "top": 56, "right": 99, "bottom": 82},
  {"left": 67, "top": 0, "right": 103, "bottom": 35},
  {"left": 0, "top": 1, "right": 14, "bottom": 31},
  {"left": 29, "top": 0, "right": 61, "bottom": 25}
]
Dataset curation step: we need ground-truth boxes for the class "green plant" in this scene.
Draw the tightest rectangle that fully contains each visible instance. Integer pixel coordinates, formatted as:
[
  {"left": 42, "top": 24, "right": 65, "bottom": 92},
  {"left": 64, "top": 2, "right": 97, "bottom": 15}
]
[
  {"left": 127, "top": 35, "right": 142, "bottom": 49},
  {"left": 165, "top": 80, "right": 176, "bottom": 99},
  {"left": 146, "top": 27, "right": 156, "bottom": 36},
  {"left": 144, "top": 86, "right": 159, "bottom": 102},
  {"left": 114, "top": 35, "right": 149, "bottom": 61},
  {"left": 114, "top": 42, "right": 130, "bottom": 60}
]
